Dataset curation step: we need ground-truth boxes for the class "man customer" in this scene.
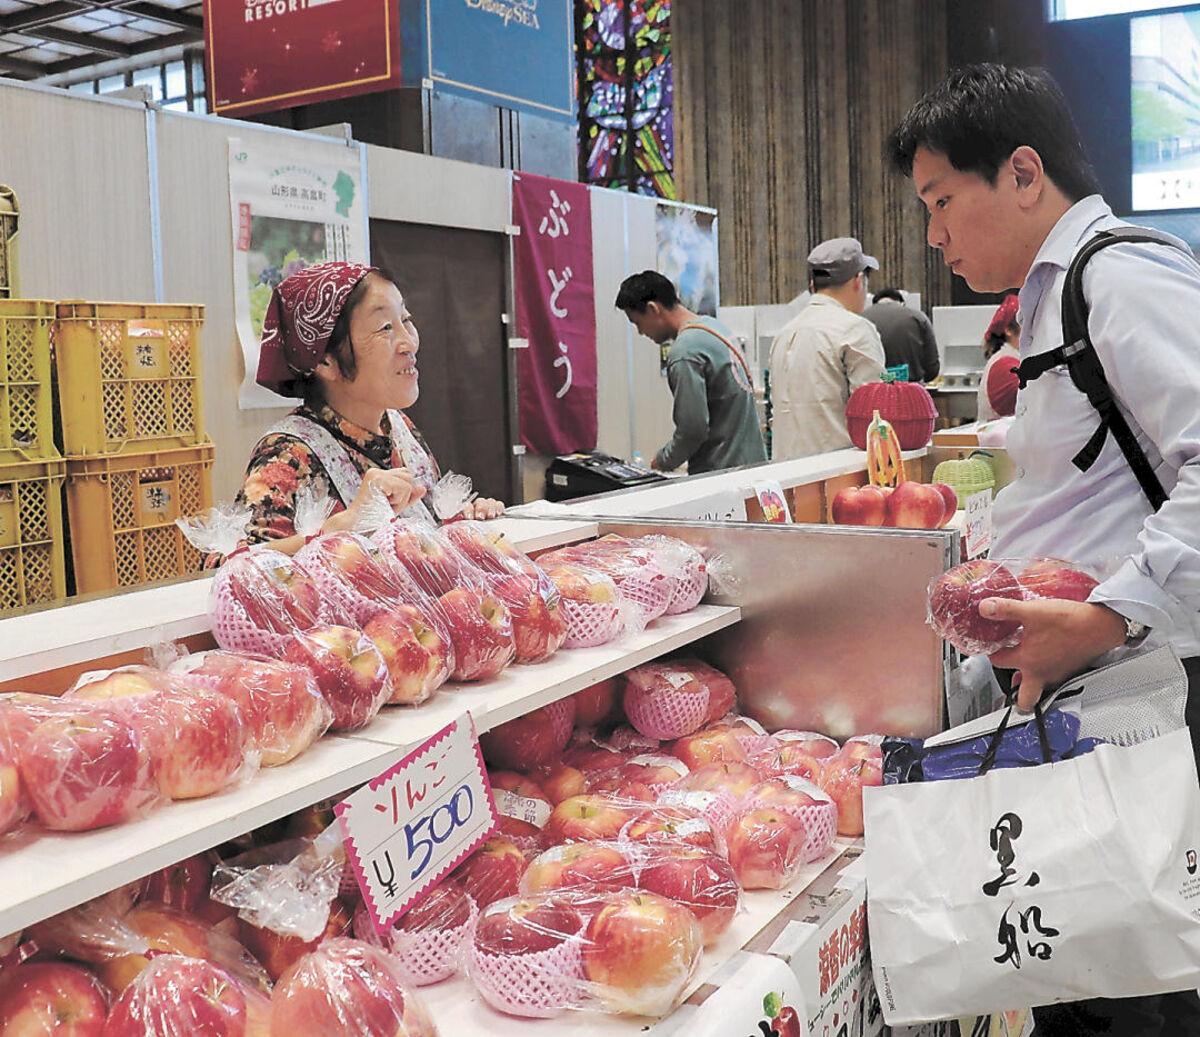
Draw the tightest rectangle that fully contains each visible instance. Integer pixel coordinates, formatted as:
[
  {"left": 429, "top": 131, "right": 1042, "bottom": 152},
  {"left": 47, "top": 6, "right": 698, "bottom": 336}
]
[
  {"left": 615, "top": 271, "right": 766, "bottom": 474},
  {"left": 888, "top": 62, "right": 1200, "bottom": 1036},
  {"left": 768, "top": 238, "right": 886, "bottom": 459},
  {"left": 862, "top": 287, "right": 941, "bottom": 383}
]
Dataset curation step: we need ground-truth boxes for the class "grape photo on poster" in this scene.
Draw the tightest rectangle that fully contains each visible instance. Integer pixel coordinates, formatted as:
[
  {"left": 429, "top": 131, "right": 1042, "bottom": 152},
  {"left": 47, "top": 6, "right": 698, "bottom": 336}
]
[{"left": 1131, "top": 9, "right": 1200, "bottom": 211}]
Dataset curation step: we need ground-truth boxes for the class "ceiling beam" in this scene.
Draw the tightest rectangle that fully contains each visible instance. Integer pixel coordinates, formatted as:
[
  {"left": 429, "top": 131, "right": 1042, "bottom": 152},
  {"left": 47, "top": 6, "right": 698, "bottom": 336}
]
[
  {"left": 119, "top": 3, "right": 203, "bottom": 31},
  {"left": 0, "top": 51, "right": 49, "bottom": 79},
  {"left": 0, "top": 2, "right": 89, "bottom": 34},
  {"left": 25, "top": 25, "right": 131, "bottom": 58}
]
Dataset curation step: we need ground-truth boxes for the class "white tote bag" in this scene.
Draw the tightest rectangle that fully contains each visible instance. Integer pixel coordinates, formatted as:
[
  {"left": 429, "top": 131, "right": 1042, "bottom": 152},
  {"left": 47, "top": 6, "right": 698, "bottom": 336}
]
[{"left": 865, "top": 721, "right": 1200, "bottom": 1026}]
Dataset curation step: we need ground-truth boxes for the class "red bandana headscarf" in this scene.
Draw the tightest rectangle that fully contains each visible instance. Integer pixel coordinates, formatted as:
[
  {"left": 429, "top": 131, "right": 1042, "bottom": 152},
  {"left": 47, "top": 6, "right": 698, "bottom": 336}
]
[
  {"left": 986, "top": 294, "right": 1020, "bottom": 342},
  {"left": 255, "top": 261, "right": 376, "bottom": 397}
]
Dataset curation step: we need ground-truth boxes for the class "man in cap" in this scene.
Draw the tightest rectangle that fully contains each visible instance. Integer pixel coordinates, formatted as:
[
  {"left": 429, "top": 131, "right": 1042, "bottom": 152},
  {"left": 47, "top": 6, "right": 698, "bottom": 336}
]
[{"left": 768, "top": 237, "right": 886, "bottom": 459}]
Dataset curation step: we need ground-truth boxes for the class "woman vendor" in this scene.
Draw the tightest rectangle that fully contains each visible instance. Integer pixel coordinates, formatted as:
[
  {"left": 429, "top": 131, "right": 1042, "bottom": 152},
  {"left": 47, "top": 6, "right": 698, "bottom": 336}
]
[{"left": 237, "top": 261, "right": 504, "bottom": 551}]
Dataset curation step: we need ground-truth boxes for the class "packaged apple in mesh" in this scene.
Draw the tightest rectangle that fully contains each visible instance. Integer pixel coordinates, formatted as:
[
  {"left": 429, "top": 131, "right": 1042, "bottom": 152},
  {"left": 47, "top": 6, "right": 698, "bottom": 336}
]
[
  {"left": 361, "top": 600, "right": 455, "bottom": 706},
  {"left": 634, "top": 534, "right": 710, "bottom": 614},
  {"left": 743, "top": 775, "right": 837, "bottom": 863},
  {"left": 169, "top": 650, "right": 333, "bottom": 767},
  {"left": 480, "top": 706, "right": 569, "bottom": 775},
  {"left": 587, "top": 754, "right": 689, "bottom": 803},
  {"left": 282, "top": 625, "right": 392, "bottom": 730},
  {"left": 750, "top": 730, "right": 840, "bottom": 783},
  {"left": 632, "top": 839, "right": 741, "bottom": 944},
  {"left": 0, "top": 961, "right": 110, "bottom": 1033},
  {"left": 104, "top": 953, "right": 272, "bottom": 1037},
  {"left": 621, "top": 659, "right": 737, "bottom": 739},
  {"left": 539, "top": 538, "right": 671, "bottom": 632},
  {"left": 707, "top": 713, "right": 777, "bottom": 756},
  {"left": 818, "top": 743, "right": 884, "bottom": 837},
  {"left": 65, "top": 665, "right": 257, "bottom": 800},
  {"left": 0, "top": 693, "right": 162, "bottom": 832},
  {"left": 0, "top": 723, "right": 30, "bottom": 837},
  {"left": 487, "top": 768, "right": 556, "bottom": 851},
  {"left": 296, "top": 530, "right": 428, "bottom": 627},
  {"left": 519, "top": 839, "right": 640, "bottom": 896},
  {"left": 269, "top": 937, "right": 438, "bottom": 1037},
  {"left": 541, "top": 792, "right": 648, "bottom": 846},
  {"left": 538, "top": 560, "right": 625, "bottom": 648},
  {"left": 373, "top": 515, "right": 486, "bottom": 597},
  {"left": 451, "top": 836, "right": 532, "bottom": 909},
  {"left": 352, "top": 882, "right": 478, "bottom": 987},
  {"left": 722, "top": 803, "right": 810, "bottom": 890}
]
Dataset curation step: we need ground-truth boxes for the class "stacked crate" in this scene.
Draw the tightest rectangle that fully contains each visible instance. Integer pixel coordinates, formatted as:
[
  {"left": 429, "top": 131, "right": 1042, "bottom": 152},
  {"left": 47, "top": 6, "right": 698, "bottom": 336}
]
[
  {"left": 56, "top": 302, "right": 213, "bottom": 594},
  {"left": 0, "top": 299, "right": 66, "bottom": 612}
]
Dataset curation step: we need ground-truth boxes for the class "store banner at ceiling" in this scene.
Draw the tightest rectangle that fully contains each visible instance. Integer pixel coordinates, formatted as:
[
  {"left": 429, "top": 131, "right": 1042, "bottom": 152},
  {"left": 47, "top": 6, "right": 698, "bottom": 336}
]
[
  {"left": 228, "top": 138, "right": 369, "bottom": 409},
  {"left": 204, "top": 0, "right": 402, "bottom": 117},
  {"left": 512, "top": 172, "right": 598, "bottom": 455}
]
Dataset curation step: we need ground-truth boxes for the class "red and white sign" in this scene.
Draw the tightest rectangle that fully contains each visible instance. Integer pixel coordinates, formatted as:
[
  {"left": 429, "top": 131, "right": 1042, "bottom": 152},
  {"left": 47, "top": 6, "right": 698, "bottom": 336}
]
[
  {"left": 336, "top": 714, "right": 498, "bottom": 931},
  {"left": 512, "top": 172, "right": 598, "bottom": 456},
  {"left": 204, "top": 0, "right": 402, "bottom": 117}
]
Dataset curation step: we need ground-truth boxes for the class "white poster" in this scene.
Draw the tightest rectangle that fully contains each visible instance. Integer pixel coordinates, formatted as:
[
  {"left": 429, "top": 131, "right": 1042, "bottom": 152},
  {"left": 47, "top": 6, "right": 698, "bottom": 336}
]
[{"left": 228, "top": 138, "right": 369, "bottom": 409}]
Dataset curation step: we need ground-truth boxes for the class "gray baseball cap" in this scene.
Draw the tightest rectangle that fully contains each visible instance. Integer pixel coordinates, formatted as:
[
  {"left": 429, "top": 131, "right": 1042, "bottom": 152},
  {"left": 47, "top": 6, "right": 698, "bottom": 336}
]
[{"left": 807, "top": 237, "right": 879, "bottom": 286}]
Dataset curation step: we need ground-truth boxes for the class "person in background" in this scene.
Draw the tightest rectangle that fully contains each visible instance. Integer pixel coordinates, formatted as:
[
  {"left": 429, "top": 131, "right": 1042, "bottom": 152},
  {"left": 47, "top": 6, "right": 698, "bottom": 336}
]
[
  {"left": 862, "top": 286, "right": 941, "bottom": 383},
  {"left": 768, "top": 238, "right": 886, "bottom": 459},
  {"left": 615, "top": 271, "right": 766, "bottom": 474},
  {"left": 238, "top": 261, "right": 504, "bottom": 551},
  {"left": 889, "top": 62, "right": 1200, "bottom": 1036},
  {"left": 977, "top": 294, "right": 1021, "bottom": 421}
]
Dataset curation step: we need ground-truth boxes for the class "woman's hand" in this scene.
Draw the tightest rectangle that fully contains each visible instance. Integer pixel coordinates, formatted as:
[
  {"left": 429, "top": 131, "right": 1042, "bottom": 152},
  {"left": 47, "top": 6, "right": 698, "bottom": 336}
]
[
  {"left": 460, "top": 497, "right": 505, "bottom": 521},
  {"left": 325, "top": 468, "right": 426, "bottom": 533}
]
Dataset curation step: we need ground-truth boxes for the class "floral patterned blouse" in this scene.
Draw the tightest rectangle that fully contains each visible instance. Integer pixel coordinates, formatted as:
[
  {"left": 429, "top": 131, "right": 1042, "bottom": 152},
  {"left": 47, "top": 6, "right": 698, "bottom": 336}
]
[{"left": 236, "top": 403, "right": 442, "bottom": 543}]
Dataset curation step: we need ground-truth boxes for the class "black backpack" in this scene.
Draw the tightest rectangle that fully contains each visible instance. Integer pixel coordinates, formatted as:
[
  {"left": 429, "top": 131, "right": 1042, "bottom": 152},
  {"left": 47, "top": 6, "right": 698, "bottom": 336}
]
[{"left": 1015, "top": 227, "right": 1190, "bottom": 512}]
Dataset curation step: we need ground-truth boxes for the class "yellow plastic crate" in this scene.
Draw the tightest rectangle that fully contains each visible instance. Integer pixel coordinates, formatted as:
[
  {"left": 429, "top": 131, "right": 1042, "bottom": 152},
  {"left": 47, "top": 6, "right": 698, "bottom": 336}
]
[
  {"left": 0, "top": 456, "right": 66, "bottom": 613},
  {"left": 54, "top": 301, "right": 206, "bottom": 456},
  {"left": 66, "top": 443, "right": 213, "bottom": 594},
  {"left": 0, "top": 299, "right": 56, "bottom": 463}
]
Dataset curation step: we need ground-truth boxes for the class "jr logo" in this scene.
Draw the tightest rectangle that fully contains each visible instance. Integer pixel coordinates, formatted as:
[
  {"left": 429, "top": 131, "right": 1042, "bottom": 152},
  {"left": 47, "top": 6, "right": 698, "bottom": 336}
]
[{"left": 1187, "top": 849, "right": 1197, "bottom": 875}]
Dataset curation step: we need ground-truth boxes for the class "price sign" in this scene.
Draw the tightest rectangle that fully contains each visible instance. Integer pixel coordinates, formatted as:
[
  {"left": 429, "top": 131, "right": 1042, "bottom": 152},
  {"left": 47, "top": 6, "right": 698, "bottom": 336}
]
[
  {"left": 754, "top": 480, "right": 793, "bottom": 523},
  {"left": 964, "top": 489, "right": 993, "bottom": 559},
  {"left": 336, "top": 714, "right": 499, "bottom": 932},
  {"left": 654, "top": 489, "right": 749, "bottom": 523}
]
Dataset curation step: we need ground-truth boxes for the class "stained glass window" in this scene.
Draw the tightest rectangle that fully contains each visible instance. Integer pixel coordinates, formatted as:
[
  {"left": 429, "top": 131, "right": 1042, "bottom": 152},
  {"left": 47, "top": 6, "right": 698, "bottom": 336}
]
[{"left": 577, "top": 0, "right": 674, "bottom": 199}]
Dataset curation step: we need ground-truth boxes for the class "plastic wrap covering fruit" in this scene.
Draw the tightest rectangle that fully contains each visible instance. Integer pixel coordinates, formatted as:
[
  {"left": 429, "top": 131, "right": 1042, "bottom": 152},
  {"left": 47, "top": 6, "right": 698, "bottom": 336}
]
[
  {"left": 361, "top": 602, "right": 455, "bottom": 706},
  {"left": 0, "top": 961, "right": 110, "bottom": 1033},
  {"left": 706, "top": 714, "right": 776, "bottom": 756},
  {"left": 539, "top": 537, "right": 671, "bottom": 632},
  {"left": 480, "top": 703, "right": 573, "bottom": 775},
  {"left": 633, "top": 840, "right": 741, "bottom": 944},
  {"left": 587, "top": 754, "right": 689, "bottom": 804},
  {"left": 621, "top": 659, "right": 737, "bottom": 739},
  {"left": 373, "top": 516, "right": 485, "bottom": 598},
  {"left": 743, "top": 776, "right": 837, "bottom": 863},
  {"left": 102, "top": 953, "right": 271, "bottom": 1037},
  {"left": 282, "top": 626, "right": 392, "bottom": 731},
  {"left": 209, "top": 549, "right": 328, "bottom": 658},
  {"left": 0, "top": 721, "right": 31, "bottom": 837},
  {"left": 539, "top": 561, "right": 625, "bottom": 648},
  {"left": 269, "top": 937, "right": 438, "bottom": 1037},
  {"left": 451, "top": 836, "right": 531, "bottom": 910},
  {"left": 750, "top": 730, "right": 841, "bottom": 784},
  {"left": 620, "top": 802, "right": 725, "bottom": 857},
  {"left": 541, "top": 793, "right": 647, "bottom": 846},
  {"left": 169, "top": 651, "right": 333, "bottom": 767},
  {"left": 669, "top": 725, "right": 753, "bottom": 770},
  {"left": 296, "top": 530, "right": 428, "bottom": 627},
  {"left": 928, "top": 557, "right": 1101, "bottom": 656},
  {"left": 66, "top": 666, "right": 256, "bottom": 801},
  {"left": 352, "top": 883, "right": 478, "bottom": 987},
  {"left": 0, "top": 694, "right": 162, "bottom": 832},
  {"left": 467, "top": 888, "right": 703, "bottom": 1018},
  {"left": 432, "top": 585, "right": 517, "bottom": 682},
  {"left": 723, "top": 804, "right": 809, "bottom": 890},
  {"left": 486, "top": 770, "right": 554, "bottom": 851},
  {"left": 519, "top": 840, "right": 639, "bottom": 896},
  {"left": 817, "top": 743, "right": 884, "bottom": 837},
  {"left": 634, "top": 535, "right": 709, "bottom": 614}
]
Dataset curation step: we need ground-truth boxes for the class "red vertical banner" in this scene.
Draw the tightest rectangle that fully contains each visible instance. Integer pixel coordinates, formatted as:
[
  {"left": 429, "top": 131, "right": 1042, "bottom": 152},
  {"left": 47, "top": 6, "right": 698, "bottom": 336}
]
[{"left": 512, "top": 173, "right": 598, "bottom": 456}]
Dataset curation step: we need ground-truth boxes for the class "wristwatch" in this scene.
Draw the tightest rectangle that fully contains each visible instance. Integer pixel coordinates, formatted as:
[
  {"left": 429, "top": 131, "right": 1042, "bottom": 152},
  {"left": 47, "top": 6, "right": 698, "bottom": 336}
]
[{"left": 1122, "top": 616, "right": 1152, "bottom": 646}]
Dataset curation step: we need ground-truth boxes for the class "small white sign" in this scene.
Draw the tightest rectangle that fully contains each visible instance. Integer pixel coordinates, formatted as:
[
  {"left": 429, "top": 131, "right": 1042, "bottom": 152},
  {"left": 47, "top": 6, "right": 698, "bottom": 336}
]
[
  {"left": 964, "top": 489, "right": 992, "bottom": 559},
  {"left": 492, "top": 788, "right": 551, "bottom": 828},
  {"left": 336, "top": 714, "right": 498, "bottom": 932},
  {"left": 753, "top": 480, "right": 792, "bottom": 524},
  {"left": 653, "top": 489, "right": 749, "bottom": 523}
]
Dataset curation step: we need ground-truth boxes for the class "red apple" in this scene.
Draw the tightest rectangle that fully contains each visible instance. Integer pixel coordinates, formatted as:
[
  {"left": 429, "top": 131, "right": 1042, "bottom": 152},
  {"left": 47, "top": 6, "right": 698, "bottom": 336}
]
[
  {"left": 676, "top": 760, "right": 763, "bottom": 801},
  {"left": 362, "top": 604, "right": 453, "bottom": 706},
  {"left": 0, "top": 961, "right": 108, "bottom": 1035},
  {"left": 442, "top": 521, "right": 521, "bottom": 574},
  {"left": 304, "top": 531, "right": 416, "bottom": 621},
  {"left": 0, "top": 740, "right": 28, "bottom": 835},
  {"left": 237, "top": 900, "right": 353, "bottom": 984},
  {"left": 488, "top": 572, "right": 568, "bottom": 663},
  {"left": 375, "top": 521, "right": 465, "bottom": 597},
  {"left": 775, "top": 731, "right": 840, "bottom": 758},
  {"left": 607, "top": 755, "right": 688, "bottom": 793},
  {"left": 669, "top": 728, "right": 749, "bottom": 769},
  {"left": 820, "top": 752, "right": 883, "bottom": 836},
  {"left": 562, "top": 743, "right": 626, "bottom": 774},
  {"left": 489, "top": 771, "right": 553, "bottom": 840},
  {"left": 636, "top": 844, "right": 740, "bottom": 944},
  {"left": 451, "top": 837, "right": 528, "bottom": 908},
  {"left": 283, "top": 626, "right": 391, "bottom": 731},
  {"left": 830, "top": 485, "right": 887, "bottom": 526},
  {"left": 746, "top": 775, "right": 826, "bottom": 812},
  {"left": 480, "top": 708, "right": 559, "bottom": 772},
  {"left": 1017, "top": 557, "right": 1100, "bottom": 603},
  {"left": 225, "top": 551, "right": 323, "bottom": 634},
  {"left": 269, "top": 938, "right": 435, "bottom": 1037},
  {"left": 535, "top": 762, "right": 590, "bottom": 804},
  {"left": 396, "top": 883, "right": 473, "bottom": 934},
  {"left": 928, "top": 559, "right": 1026, "bottom": 653},
  {"left": 842, "top": 735, "right": 884, "bottom": 763},
  {"left": 18, "top": 713, "right": 158, "bottom": 831},
  {"left": 176, "top": 652, "right": 329, "bottom": 768},
  {"left": 543, "top": 794, "right": 640, "bottom": 844},
  {"left": 572, "top": 679, "right": 619, "bottom": 727},
  {"left": 473, "top": 897, "right": 584, "bottom": 957},
  {"left": 623, "top": 804, "right": 722, "bottom": 854},
  {"left": 750, "top": 743, "right": 825, "bottom": 783},
  {"left": 724, "top": 806, "right": 808, "bottom": 890},
  {"left": 144, "top": 853, "right": 215, "bottom": 914},
  {"left": 520, "top": 840, "right": 634, "bottom": 894},
  {"left": 884, "top": 481, "right": 946, "bottom": 529},
  {"left": 436, "top": 588, "right": 516, "bottom": 682},
  {"left": 103, "top": 954, "right": 247, "bottom": 1037},
  {"left": 581, "top": 890, "right": 703, "bottom": 1016},
  {"left": 931, "top": 483, "right": 958, "bottom": 524}
]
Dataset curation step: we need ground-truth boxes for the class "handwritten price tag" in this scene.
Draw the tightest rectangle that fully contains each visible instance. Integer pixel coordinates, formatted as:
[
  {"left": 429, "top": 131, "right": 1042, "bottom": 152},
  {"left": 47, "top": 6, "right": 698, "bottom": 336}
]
[
  {"left": 964, "top": 489, "right": 993, "bottom": 560},
  {"left": 335, "top": 714, "right": 499, "bottom": 932}
]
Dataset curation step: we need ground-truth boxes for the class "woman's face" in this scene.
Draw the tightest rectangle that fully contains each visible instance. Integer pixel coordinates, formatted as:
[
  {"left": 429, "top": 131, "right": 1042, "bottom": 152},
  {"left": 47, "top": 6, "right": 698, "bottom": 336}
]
[{"left": 336, "top": 273, "right": 421, "bottom": 412}]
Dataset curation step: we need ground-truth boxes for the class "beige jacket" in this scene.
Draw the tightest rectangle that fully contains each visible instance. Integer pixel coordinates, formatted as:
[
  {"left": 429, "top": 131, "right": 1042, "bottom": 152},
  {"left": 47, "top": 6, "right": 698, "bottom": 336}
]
[{"left": 768, "top": 295, "right": 886, "bottom": 459}]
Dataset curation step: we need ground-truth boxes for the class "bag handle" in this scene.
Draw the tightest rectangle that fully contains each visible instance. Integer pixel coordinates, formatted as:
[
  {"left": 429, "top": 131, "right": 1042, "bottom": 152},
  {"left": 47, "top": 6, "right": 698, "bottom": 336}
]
[
  {"left": 678, "top": 321, "right": 755, "bottom": 389},
  {"left": 979, "top": 699, "right": 1050, "bottom": 775}
]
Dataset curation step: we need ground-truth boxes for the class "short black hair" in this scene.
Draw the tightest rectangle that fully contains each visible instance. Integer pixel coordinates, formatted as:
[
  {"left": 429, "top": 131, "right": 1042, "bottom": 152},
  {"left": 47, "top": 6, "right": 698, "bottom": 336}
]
[
  {"left": 615, "top": 271, "right": 679, "bottom": 313},
  {"left": 886, "top": 63, "right": 1101, "bottom": 202},
  {"left": 872, "top": 287, "right": 906, "bottom": 305}
]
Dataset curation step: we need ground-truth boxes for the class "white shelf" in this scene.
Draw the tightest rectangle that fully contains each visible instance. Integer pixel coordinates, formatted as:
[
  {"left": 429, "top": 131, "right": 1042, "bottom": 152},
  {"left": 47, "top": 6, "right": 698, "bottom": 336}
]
[
  {"left": 352, "top": 605, "right": 742, "bottom": 748},
  {"left": 417, "top": 841, "right": 854, "bottom": 1035},
  {"left": 0, "top": 735, "right": 404, "bottom": 937}
]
